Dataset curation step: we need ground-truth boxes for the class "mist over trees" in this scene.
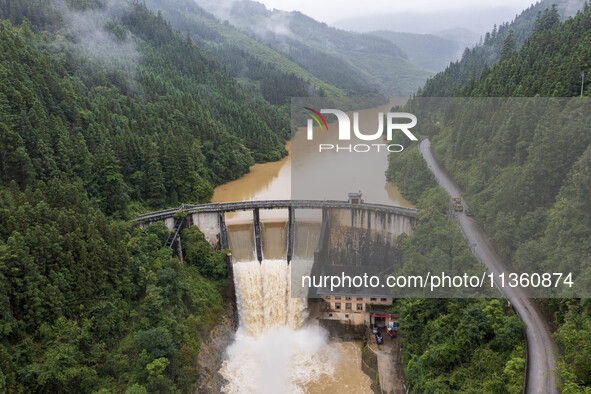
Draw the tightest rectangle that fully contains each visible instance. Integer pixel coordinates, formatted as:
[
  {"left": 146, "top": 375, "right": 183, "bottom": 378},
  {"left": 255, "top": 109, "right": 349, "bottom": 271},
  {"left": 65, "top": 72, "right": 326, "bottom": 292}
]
[
  {"left": 0, "top": 0, "right": 291, "bottom": 215},
  {"left": 187, "top": 0, "right": 432, "bottom": 95}
]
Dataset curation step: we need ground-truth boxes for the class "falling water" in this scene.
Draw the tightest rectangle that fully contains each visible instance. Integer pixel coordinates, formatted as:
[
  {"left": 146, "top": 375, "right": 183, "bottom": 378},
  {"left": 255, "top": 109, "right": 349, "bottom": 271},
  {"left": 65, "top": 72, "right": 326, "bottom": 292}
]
[
  {"left": 219, "top": 214, "right": 372, "bottom": 393},
  {"left": 220, "top": 259, "right": 333, "bottom": 394},
  {"left": 231, "top": 259, "right": 308, "bottom": 336},
  {"left": 261, "top": 222, "right": 288, "bottom": 260}
]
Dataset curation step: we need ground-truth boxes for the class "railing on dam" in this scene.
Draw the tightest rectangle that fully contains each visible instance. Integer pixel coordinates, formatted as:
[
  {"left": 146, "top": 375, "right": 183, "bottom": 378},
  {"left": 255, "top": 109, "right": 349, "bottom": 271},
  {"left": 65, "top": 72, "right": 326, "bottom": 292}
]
[{"left": 133, "top": 200, "right": 419, "bottom": 224}]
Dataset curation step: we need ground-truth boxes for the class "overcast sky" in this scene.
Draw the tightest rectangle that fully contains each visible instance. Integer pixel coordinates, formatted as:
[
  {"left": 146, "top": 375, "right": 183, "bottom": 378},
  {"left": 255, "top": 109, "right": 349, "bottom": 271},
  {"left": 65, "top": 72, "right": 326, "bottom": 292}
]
[{"left": 255, "top": 0, "right": 537, "bottom": 25}]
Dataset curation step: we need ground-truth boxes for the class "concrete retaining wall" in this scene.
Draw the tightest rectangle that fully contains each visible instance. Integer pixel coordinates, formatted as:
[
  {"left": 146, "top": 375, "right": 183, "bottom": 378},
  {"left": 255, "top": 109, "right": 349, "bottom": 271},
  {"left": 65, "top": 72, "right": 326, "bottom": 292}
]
[
  {"left": 192, "top": 212, "right": 221, "bottom": 249},
  {"left": 164, "top": 217, "right": 175, "bottom": 230},
  {"left": 327, "top": 208, "right": 415, "bottom": 240},
  {"left": 323, "top": 208, "right": 411, "bottom": 269},
  {"left": 361, "top": 336, "right": 381, "bottom": 394}
]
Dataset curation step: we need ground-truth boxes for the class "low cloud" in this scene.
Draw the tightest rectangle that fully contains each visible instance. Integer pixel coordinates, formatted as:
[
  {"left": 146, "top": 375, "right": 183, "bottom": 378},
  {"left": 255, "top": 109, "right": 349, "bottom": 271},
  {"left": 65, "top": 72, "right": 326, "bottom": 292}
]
[
  {"left": 52, "top": 0, "right": 140, "bottom": 90},
  {"left": 196, "top": 0, "right": 295, "bottom": 39}
]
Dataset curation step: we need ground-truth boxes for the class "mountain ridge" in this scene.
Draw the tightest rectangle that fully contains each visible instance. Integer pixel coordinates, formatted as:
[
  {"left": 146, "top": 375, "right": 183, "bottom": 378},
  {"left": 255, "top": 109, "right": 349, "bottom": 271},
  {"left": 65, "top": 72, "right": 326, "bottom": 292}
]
[{"left": 194, "top": 0, "right": 433, "bottom": 95}]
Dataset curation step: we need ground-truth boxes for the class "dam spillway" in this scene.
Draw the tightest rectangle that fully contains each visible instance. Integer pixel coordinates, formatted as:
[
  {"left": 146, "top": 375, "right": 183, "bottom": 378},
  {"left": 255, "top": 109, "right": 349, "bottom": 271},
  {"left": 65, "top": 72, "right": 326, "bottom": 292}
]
[
  {"left": 134, "top": 200, "right": 418, "bottom": 297},
  {"left": 217, "top": 205, "right": 414, "bottom": 392},
  {"left": 135, "top": 200, "right": 417, "bottom": 393},
  {"left": 220, "top": 261, "right": 345, "bottom": 393},
  {"left": 230, "top": 259, "right": 308, "bottom": 337}
]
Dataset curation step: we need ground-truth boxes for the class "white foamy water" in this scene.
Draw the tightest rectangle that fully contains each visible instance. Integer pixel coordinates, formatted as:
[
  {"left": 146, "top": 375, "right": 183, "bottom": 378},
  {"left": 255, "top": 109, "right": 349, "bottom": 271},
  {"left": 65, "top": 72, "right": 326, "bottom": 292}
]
[
  {"left": 220, "top": 324, "right": 338, "bottom": 394},
  {"left": 220, "top": 259, "right": 371, "bottom": 394},
  {"left": 231, "top": 260, "right": 308, "bottom": 336}
]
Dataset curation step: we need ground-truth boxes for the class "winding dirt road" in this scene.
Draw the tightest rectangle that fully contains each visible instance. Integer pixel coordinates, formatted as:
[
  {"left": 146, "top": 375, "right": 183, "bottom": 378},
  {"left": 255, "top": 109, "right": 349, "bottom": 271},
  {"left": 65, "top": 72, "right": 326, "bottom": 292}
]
[{"left": 418, "top": 138, "right": 558, "bottom": 394}]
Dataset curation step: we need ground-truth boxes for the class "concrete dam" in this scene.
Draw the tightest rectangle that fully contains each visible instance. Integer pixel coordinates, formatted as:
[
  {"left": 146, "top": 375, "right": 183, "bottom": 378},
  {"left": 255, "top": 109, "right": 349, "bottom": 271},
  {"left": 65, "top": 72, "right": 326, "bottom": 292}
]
[
  {"left": 134, "top": 199, "right": 417, "bottom": 265},
  {"left": 135, "top": 198, "right": 418, "bottom": 392}
]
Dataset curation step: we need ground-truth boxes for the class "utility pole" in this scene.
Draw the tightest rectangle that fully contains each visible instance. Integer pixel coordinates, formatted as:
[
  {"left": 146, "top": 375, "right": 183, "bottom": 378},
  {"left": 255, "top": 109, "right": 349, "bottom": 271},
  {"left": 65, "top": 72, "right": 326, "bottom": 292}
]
[{"left": 582, "top": 72, "right": 587, "bottom": 97}]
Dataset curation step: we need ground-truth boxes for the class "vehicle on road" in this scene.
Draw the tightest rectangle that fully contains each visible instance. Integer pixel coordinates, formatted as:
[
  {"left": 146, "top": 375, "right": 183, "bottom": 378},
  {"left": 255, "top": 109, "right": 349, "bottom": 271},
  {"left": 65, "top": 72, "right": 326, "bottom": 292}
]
[
  {"left": 465, "top": 209, "right": 473, "bottom": 216},
  {"left": 372, "top": 325, "right": 379, "bottom": 335},
  {"left": 375, "top": 333, "right": 383, "bottom": 345},
  {"left": 453, "top": 197, "right": 463, "bottom": 211},
  {"left": 386, "top": 327, "right": 396, "bottom": 338}
]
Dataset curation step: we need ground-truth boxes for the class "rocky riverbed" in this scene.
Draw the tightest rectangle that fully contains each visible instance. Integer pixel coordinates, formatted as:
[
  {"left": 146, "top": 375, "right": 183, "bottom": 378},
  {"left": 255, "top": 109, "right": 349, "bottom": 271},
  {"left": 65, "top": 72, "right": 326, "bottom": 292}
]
[{"left": 193, "top": 302, "right": 236, "bottom": 394}]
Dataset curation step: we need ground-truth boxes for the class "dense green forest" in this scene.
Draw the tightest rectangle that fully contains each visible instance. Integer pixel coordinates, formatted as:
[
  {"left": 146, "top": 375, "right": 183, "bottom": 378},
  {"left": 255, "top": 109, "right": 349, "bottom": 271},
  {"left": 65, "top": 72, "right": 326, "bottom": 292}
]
[
  {"left": 386, "top": 149, "right": 526, "bottom": 392},
  {"left": 388, "top": 3, "right": 591, "bottom": 391},
  {"left": 0, "top": 0, "right": 292, "bottom": 390},
  {"left": 0, "top": 0, "right": 290, "bottom": 216},
  {"left": 0, "top": 184, "right": 228, "bottom": 392},
  {"left": 397, "top": 297, "right": 526, "bottom": 392},
  {"left": 420, "top": 0, "right": 586, "bottom": 96}
]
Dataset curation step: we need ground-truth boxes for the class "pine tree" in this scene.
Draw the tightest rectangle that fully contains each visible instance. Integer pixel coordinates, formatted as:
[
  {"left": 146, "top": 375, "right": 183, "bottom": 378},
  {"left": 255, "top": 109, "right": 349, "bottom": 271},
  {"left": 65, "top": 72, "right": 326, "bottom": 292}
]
[{"left": 500, "top": 30, "right": 516, "bottom": 60}]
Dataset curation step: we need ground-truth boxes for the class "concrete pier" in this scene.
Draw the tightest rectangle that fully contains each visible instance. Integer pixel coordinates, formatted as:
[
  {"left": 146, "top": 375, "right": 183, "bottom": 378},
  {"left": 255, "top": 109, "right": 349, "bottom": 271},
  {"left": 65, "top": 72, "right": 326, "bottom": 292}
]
[
  {"left": 253, "top": 208, "right": 263, "bottom": 262},
  {"left": 191, "top": 212, "right": 221, "bottom": 248},
  {"left": 219, "top": 212, "right": 229, "bottom": 249},
  {"left": 287, "top": 206, "right": 295, "bottom": 263}
]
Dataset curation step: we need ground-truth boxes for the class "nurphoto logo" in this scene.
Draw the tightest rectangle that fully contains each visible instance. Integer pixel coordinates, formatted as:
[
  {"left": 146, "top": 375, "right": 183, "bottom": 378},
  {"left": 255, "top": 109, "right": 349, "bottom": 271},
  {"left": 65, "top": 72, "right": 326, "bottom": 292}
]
[{"left": 304, "top": 107, "right": 418, "bottom": 153}]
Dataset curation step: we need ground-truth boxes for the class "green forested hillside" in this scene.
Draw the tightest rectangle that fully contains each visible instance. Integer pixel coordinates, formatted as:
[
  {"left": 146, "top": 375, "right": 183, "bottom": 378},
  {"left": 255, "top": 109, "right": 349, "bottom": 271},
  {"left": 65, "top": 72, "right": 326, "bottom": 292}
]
[
  {"left": 388, "top": 4, "right": 591, "bottom": 391},
  {"left": 397, "top": 298, "right": 525, "bottom": 392},
  {"left": 420, "top": 0, "right": 586, "bottom": 96},
  {"left": 0, "top": 0, "right": 290, "bottom": 391},
  {"left": 0, "top": 185, "right": 227, "bottom": 392},
  {"left": 1, "top": 0, "right": 290, "bottom": 214},
  {"left": 143, "top": 0, "right": 345, "bottom": 103},
  {"left": 426, "top": 5, "right": 591, "bottom": 274},
  {"left": 195, "top": 0, "right": 432, "bottom": 96},
  {"left": 386, "top": 148, "right": 526, "bottom": 392},
  {"left": 457, "top": 7, "right": 590, "bottom": 96}
]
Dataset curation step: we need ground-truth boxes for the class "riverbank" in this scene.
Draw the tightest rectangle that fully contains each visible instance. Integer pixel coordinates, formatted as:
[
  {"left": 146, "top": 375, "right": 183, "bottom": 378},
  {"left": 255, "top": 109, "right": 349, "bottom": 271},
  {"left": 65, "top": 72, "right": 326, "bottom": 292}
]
[{"left": 194, "top": 301, "right": 237, "bottom": 393}]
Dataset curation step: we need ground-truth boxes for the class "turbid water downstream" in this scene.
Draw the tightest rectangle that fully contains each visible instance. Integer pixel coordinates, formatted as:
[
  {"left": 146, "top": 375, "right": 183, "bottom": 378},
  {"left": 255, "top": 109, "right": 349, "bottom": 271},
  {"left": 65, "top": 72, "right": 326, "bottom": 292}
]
[{"left": 212, "top": 100, "right": 413, "bottom": 393}]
